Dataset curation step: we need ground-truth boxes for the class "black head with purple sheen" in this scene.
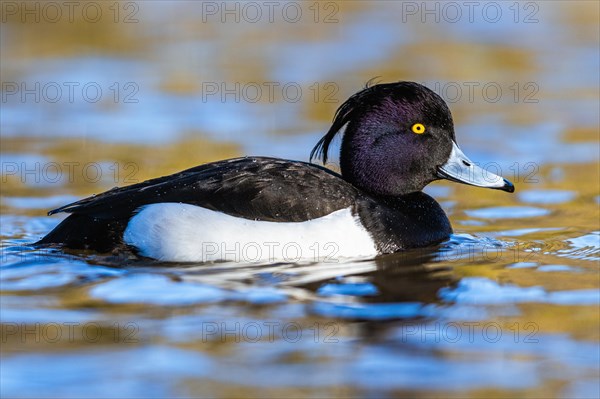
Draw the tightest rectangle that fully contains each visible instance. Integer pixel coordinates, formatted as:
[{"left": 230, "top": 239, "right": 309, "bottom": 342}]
[
  {"left": 310, "top": 82, "right": 455, "bottom": 195},
  {"left": 310, "top": 81, "right": 515, "bottom": 196}
]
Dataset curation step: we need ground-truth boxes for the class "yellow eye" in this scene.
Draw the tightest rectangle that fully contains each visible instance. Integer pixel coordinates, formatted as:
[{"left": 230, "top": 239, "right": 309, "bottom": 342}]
[{"left": 411, "top": 123, "right": 426, "bottom": 134}]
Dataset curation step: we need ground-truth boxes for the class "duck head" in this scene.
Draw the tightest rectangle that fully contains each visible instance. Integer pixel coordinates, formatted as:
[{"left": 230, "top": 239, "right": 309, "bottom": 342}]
[{"left": 310, "top": 81, "right": 515, "bottom": 196}]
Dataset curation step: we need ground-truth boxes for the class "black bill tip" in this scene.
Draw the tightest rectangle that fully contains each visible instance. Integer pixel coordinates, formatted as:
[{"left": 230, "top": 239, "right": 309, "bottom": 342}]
[{"left": 500, "top": 178, "right": 515, "bottom": 193}]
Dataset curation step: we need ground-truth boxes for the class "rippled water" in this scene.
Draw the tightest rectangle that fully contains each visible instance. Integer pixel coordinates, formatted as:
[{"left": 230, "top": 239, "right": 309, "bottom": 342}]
[{"left": 1, "top": 2, "right": 599, "bottom": 398}]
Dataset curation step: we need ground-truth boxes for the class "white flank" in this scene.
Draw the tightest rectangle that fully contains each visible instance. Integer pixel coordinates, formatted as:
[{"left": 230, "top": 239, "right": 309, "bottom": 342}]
[{"left": 123, "top": 203, "right": 378, "bottom": 263}]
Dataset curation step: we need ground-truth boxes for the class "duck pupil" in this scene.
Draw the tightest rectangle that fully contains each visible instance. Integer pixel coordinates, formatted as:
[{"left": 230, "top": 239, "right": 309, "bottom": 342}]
[{"left": 462, "top": 160, "right": 471, "bottom": 167}]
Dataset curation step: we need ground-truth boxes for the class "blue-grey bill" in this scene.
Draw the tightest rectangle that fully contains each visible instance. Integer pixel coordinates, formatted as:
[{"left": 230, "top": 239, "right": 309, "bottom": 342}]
[{"left": 437, "top": 142, "right": 515, "bottom": 193}]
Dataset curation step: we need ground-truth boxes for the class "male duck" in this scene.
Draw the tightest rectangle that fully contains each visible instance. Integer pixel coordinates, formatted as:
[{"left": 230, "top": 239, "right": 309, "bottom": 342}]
[{"left": 38, "top": 81, "right": 514, "bottom": 262}]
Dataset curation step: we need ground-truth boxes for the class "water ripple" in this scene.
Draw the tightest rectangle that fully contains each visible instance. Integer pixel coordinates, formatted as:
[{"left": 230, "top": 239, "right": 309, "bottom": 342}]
[{"left": 465, "top": 206, "right": 550, "bottom": 219}]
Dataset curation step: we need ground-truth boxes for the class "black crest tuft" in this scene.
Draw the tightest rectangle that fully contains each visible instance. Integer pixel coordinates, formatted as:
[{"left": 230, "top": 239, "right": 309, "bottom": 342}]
[{"left": 309, "top": 79, "right": 395, "bottom": 165}]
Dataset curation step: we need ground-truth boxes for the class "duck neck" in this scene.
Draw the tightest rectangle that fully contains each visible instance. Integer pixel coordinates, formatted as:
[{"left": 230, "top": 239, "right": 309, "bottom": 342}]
[{"left": 356, "top": 191, "right": 452, "bottom": 252}]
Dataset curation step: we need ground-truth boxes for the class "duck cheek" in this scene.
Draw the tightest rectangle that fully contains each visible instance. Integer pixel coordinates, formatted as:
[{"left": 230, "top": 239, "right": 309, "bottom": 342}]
[
  {"left": 428, "top": 135, "right": 453, "bottom": 166},
  {"left": 411, "top": 144, "right": 443, "bottom": 176},
  {"left": 393, "top": 158, "right": 433, "bottom": 193}
]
